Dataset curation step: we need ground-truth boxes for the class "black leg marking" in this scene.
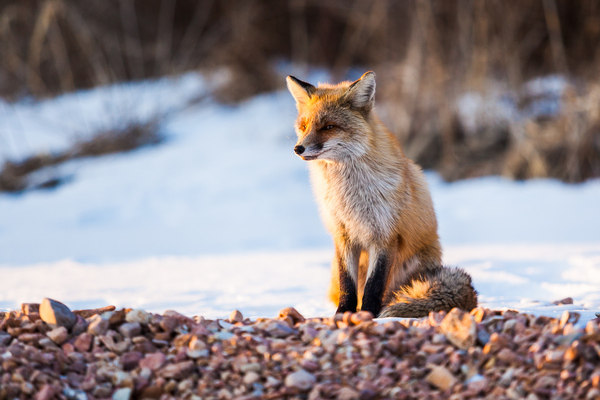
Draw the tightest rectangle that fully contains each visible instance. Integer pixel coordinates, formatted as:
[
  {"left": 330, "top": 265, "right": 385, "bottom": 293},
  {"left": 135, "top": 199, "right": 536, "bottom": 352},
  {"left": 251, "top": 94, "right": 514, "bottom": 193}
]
[
  {"left": 361, "top": 253, "right": 389, "bottom": 316},
  {"left": 336, "top": 252, "right": 357, "bottom": 314}
]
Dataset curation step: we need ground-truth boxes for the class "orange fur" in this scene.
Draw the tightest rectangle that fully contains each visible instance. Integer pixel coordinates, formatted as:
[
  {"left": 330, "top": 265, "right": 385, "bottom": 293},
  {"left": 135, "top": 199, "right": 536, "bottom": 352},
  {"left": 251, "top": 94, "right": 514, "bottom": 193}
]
[{"left": 287, "top": 72, "right": 477, "bottom": 317}]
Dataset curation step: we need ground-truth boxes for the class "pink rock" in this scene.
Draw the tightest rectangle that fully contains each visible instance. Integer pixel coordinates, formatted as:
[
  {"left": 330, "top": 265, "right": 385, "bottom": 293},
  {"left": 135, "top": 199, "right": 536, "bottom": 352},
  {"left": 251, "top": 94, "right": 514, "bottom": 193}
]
[
  {"left": 425, "top": 365, "right": 458, "bottom": 391},
  {"left": 119, "top": 322, "right": 142, "bottom": 338},
  {"left": 74, "top": 333, "right": 93, "bottom": 352},
  {"left": 229, "top": 310, "right": 244, "bottom": 323},
  {"left": 440, "top": 308, "right": 476, "bottom": 350},
  {"left": 278, "top": 307, "right": 306, "bottom": 324},
  {"left": 158, "top": 360, "right": 195, "bottom": 379},
  {"left": 350, "top": 311, "right": 373, "bottom": 325},
  {"left": 87, "top": 315, "right": 109, "bottom": 336},
  {"left": 285, "top": 369, "right": 316, "bottom": 391},
  {"left": 21, "top": 303, "right": 40, "bottom": 315},
  {"left": 121, "top": 351, "right": 143, "bottom": 371},
  {"left": 140, "top": 352, "right": 167, "bottom": 371},
  {"left": 71, "top": 315, "right": 89, "bottom": 335},
  {"left": 35, "top": 384, "right": 55, "bottom": 400},
  {"left": 46, "top": 327, "right": 69, "bottom": 345}
]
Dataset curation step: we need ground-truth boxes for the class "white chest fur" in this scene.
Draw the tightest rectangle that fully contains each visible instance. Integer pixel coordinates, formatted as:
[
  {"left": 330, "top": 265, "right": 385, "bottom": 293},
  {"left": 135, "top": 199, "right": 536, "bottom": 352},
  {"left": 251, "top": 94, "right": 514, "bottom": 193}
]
[{"left": 309, "top": 159, "right": 402, "bottom": 247}]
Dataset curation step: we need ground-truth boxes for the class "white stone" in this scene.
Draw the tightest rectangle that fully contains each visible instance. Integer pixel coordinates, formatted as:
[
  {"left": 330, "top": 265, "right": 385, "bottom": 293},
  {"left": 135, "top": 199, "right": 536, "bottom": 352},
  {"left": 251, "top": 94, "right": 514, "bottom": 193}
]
[{"left": 285, "top": 369, "right": 316, "bottom": 391}]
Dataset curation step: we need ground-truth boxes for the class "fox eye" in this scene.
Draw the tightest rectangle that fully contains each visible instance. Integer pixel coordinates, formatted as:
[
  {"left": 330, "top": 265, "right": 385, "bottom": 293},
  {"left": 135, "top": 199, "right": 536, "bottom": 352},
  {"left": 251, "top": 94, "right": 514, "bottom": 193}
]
[
  {"left": 322, "top": 125, "right": 335, "bottom": 131},
  {"left": 300, "top": 124, "right": 307, "bottom": 131}
]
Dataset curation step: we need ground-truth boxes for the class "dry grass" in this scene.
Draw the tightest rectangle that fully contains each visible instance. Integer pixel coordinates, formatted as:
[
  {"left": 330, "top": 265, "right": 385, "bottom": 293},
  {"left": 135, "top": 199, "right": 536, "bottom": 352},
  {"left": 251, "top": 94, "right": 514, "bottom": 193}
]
[
  {"left": 0, "top": 120, "right": 160, "bottom": 193},
  {"left": 1, "top": 0, "right": 599, "bottom": 182}
]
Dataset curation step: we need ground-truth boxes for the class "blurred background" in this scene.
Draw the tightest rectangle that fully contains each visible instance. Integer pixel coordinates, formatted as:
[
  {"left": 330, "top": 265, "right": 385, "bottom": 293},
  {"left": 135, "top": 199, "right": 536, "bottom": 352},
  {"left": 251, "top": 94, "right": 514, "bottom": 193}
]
[
  {"left": 1, "top": 0, "right": 599, "bottom": 185},
  {"left": 0, "top": 0, "right": 599, "bottom": 317}
]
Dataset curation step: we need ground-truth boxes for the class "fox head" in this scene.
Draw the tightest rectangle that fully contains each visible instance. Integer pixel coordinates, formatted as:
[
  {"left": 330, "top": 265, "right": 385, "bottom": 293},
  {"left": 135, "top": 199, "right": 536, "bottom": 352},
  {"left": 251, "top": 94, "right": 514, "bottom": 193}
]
[{"left": 286, "top": 71, "right": 376, "bottom": 162}]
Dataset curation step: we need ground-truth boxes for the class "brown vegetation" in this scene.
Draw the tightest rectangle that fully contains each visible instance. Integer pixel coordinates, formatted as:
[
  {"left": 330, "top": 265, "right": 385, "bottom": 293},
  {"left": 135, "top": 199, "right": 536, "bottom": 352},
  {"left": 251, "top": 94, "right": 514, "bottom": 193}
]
[
  {"left": 0, "top": 120, "right": 160, "bottom": 193},
  {"left": 1, "top": 0, "right": 599, "bottom": 182}
]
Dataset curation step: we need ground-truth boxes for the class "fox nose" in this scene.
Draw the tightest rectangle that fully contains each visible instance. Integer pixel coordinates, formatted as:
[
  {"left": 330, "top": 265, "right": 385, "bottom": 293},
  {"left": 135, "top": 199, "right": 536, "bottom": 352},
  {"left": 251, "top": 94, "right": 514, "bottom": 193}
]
[{"left": 294, "top": 145, "right": 305, "bottom": 155}]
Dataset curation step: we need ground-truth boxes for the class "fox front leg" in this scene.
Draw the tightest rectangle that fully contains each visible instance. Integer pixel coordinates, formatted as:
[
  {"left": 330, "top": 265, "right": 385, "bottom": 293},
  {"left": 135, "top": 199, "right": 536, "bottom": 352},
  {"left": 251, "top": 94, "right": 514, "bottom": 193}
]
[
  {"left": 361, "top": 247, "right": 392, "bottom": 316},
  {"left": 335, "top": 243, "right": 361, "bottom": 314}
]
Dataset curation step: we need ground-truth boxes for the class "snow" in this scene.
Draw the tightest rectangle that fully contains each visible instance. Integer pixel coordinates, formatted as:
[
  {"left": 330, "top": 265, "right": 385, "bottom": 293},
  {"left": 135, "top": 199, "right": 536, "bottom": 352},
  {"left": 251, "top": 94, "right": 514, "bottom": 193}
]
[{"left": 0, "top": 73, "right": 599, "bottom": 325}]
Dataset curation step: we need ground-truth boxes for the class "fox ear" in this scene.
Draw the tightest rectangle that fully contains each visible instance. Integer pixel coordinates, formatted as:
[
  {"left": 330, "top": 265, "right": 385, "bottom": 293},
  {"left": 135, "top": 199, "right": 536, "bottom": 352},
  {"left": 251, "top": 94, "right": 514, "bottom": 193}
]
[
  {"left": 286, "top": 76, "right": 315, "bottom": 109},
  {"left": 347, "top": 71, "right": 376, "bottom": 110}
]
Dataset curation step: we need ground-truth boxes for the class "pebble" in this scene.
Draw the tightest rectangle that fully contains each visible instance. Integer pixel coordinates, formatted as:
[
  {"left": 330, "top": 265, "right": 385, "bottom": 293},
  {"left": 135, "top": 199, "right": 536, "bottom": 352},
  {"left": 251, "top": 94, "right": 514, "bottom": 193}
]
[
  {"left": 74, "top": 332, "right": 93, "bottom": 352},
  {"left": 229, "top": 310, "right": 244, "bottom": 323},
  {"left": 140, "top": 352, "right": 166, "bottom": 370},
  {"left": 112, "top": 387, "right": 132, "bottom": 400},
  {"left": 213, "top": 331, "right": 234, "bottom": 340},
  {"left": 285, "top": 369, "right": 316, "bottom": 390},
  {"left": 440, "top": 308, "right": 476, "bottom": 350},
  {"left": 425, "top": 364, "right": 458, "bottom": 390},
  {"left": 337, "top": 387, "right": 360, "bottom": 400},
  {"left": 119, "top": 322, "right": 141, "bottom": 338},
  {"left": 125, "top": 309, "right": 151, "bottom": 324},
  {"left": 278, "top": 307, "right": 306, "bottom": 324},
  {"left": 46, "top": 326, "right": 69, "bottom": 344},
  {"left": 87, "top": 315, "right": 109, "bottom": 336},
  {"left": 121, "top": 351, "right": 142, "bottom": 371},
  {"left": 158, "top": 360, "right": 195, "bottom": 379},
  {"left": 39, "top": 298, "right": 77, "bottom": 330},
  {"left": 243, "top": 371, "right": 260, "bottom": 385},
  {"left": 3, "top": 302, "right": 600, "bottom": 399}
]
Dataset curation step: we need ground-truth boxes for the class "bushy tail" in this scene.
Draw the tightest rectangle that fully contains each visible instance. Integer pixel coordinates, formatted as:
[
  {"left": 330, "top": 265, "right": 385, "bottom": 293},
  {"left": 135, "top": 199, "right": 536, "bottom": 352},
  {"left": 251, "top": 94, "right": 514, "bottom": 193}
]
[{"left": 378, "top": 267, "right": 477, "bottom": 318}]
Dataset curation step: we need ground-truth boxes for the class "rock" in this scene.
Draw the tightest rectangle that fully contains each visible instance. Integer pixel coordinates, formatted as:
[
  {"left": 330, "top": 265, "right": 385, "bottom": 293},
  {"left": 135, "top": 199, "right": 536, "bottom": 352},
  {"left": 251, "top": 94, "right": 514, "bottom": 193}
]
[
  {"left": 158, "top": 360, "right": 195, "bottom": 379},
  {"left": 93, "top": 383, "right": 113, "bottom": 398},
  {"left": 119, "top": 322, "right": 142, "bottom": 338},
  {"left": 74, "top": 333, "right": 93, "bottom": 352},
  {"left": 112, "top": 387, "right": 132, "bottom": 400},
  {"left": 240, "top": 363, "right": 262, "bottom": 373},
  {"left": 470, "top": 307, "right": 486, "bottom": 323},
  {"left": 0, "top": 332, "right": 12, "bottom": 346},
  {"left": 425, "top": 364, "right": 458, "bottom": 391},
  {"left": 278, "top": 307, "right": 306, "bottom": 324},
  {"left": 497, "top": 348, "right": 517, "bottom": 364},
  {"left": 46, "top": 326, "right": 69, "bottom": 345},
  {"left": 285, "top": 369, "right": 316, "bottom": 391},
  {"left": 229, "top": 310, "right": 244, "bottom": 323},
  {"left": 213, "top": 331, "right": 234, "bottom": 340},
  {"left": 87, "top": 315, "right": 109, "bottom": 336},
  {"left": 71, "top": 315, "right": 89, "bottom": 335},
  {"left": 121, "top": 351, "right": 143, "bottom": 371},
  {"left": 553, "top": 297, "right": 573, "bottom": 305},
  {"left": 560, "top": 311, "right": 580, "bottom": 327},
  {"left": 265, "top": 321, "right": 296, "bottom": 338},
  {"left": 112, "top": 370, "right": 134, "bottom": 388},
  {"left": 440, "top": 308, "right": 476, "bottom": 350},
  {"left": 477, "top": 327, "right": 490, "bottom": 345},
  {"left": 39, "top": 298, "right": 77, "bottom": 330},
  {"left": 265, "top": 376, "right": 281, "bottom": 388},
  {"left": 350, "top": 311, "right": 373, "bottom": 325},
  {"left": 21, "top": 303, "right": 40, "bottom": 315},
  {"left": 186, "top": 348, "right": 209, "bottom": 359},
  {"left": 545, "top": 350, "right": 565, "bottom": 363},
  {"left": 337, "top": 387, "right": 360, "bottom": 400},
  {"left": 35, "top": 384, "right": 55, "bottom": 400},
  {"left": 466, "top": 374, "right": 487, "bottom": 393},
  {"left": 189, "top": 336, "right": 207, "bottom": 350},
  {"left": 140, "top": 353, "right": 167, "bottom": 370},
  {"left": 125, "top": 309, "right": 151, "bottom": 324},
  {"left": 243, "top": 371, "right": 260, "bottom": 385}
]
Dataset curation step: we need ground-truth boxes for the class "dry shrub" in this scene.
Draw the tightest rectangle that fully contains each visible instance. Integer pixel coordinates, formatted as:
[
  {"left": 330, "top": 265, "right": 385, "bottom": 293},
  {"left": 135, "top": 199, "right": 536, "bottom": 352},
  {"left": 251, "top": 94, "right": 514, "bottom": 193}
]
[{"left": 0, "top": 120, "right": 160, "bottom": 193}]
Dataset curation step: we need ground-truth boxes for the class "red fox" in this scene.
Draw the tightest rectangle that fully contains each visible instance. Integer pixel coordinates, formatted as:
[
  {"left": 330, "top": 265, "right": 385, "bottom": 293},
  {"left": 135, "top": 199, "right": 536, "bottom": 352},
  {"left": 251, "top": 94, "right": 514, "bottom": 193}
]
[{"left": 286, "top": 71, "right": 477, "bottom": 318}]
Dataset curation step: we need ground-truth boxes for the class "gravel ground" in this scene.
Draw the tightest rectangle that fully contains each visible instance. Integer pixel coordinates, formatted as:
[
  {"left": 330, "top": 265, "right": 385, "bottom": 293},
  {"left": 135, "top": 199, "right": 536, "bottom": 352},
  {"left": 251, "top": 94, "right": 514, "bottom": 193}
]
[{"left": 1, "top": 299, "right": 599, "bottom": 400}]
